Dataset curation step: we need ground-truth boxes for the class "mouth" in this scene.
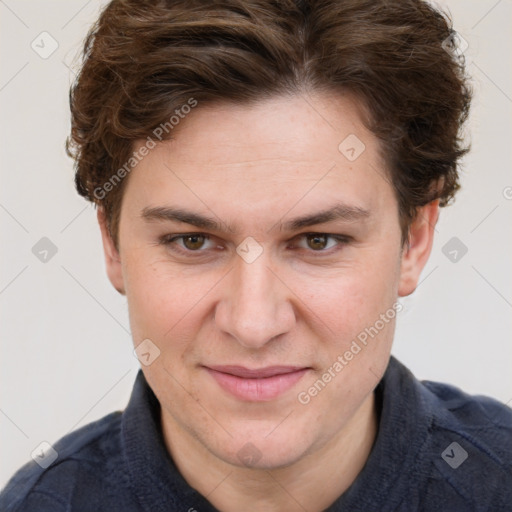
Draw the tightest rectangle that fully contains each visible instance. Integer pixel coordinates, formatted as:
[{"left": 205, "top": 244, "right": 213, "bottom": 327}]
[{"left": 203, "top": 365, "right": 311, "bottom": 402}]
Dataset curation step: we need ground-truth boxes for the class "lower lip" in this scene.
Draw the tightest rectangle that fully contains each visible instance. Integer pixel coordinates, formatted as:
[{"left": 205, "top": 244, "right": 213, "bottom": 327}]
[{"left": 205, "top": 368, "right": 309, "bottom": 402}]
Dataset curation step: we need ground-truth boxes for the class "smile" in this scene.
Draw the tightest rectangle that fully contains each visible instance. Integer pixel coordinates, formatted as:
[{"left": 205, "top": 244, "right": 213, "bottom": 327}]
[{"left": 203, "top": 365, "right": 310, "bottom": 402}]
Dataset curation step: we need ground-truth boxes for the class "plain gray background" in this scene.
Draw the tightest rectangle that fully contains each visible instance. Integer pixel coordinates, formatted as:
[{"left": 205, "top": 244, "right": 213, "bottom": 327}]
[{"left": 1, "top": 0, "right": 511, "bottom": 488}]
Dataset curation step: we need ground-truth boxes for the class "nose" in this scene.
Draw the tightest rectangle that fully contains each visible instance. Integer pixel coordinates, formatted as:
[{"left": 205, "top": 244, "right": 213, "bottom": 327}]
[{"left": 214, "top": 248, "right": 295, "bottom": 350}]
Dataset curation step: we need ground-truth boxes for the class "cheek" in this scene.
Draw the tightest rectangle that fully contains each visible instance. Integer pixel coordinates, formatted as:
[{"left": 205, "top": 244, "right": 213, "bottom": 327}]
[
  {"left": 299, "top": 262, "right": 398, "bottom": 340},
  {"left": 123, "top": 254, "right": 181, "bottom": 339},
  {"left": 297, "top": 274, "right": 397, "bottom": 425},
  {"left": 123, "top": 252, "right": 220, "bottom": 350},
  {"left": 293, "top": 246, "right": 401, "bottom": 395}
]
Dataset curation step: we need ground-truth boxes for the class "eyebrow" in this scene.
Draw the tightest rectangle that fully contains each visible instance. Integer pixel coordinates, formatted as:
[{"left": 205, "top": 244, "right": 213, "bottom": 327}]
[
  {"left": 140, "top": 203, "right": 371, "bottom": 233},
  {"left": 141, "top": 206, "right": 231, "bottom": 232},
  {"left": 281, "top": 204, "right": 371, "bottom": 231}
]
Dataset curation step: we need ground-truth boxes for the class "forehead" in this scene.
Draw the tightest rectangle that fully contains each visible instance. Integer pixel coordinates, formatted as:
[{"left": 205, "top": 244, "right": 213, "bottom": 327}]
[
  {"left": 152, "top": 92, "right": 376, "bottom": 170},
  {"left": 122, "top": 92, "right": 395, "bottom": 226}
]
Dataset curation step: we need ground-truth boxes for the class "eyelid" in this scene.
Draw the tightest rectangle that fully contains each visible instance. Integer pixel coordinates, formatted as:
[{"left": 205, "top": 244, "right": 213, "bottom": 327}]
[
  {"left": 290, "top": 233, "right": 351, "bottom": 252},
  {"left": 158, "top": 232, "right": 351, "bottom": 256},
  {"left": 158, "top": 233, "right": 216, "bottom": 251}
]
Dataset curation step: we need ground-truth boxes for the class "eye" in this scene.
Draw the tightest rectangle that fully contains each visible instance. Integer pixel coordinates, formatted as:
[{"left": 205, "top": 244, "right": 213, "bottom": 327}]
[
  {"left": 157, "top": 232, "right": 350, "bottom": 257},
  {"left": 159, "top": 233, "right": 216, "bottom": 253},
  {"left": 294, "top": 233, "right": 349, "bottom": 252}
]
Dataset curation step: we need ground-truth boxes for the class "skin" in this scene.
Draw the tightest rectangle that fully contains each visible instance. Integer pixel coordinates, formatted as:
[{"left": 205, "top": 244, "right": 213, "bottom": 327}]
[{"left": 98, "top": 91, "right": 439, "bottom": 511}]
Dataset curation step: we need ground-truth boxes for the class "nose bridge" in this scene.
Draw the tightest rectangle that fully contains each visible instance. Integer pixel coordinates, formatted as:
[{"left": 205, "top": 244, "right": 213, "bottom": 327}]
[{"left": 215, "top": 249, "right": 294, "bottom": 348}]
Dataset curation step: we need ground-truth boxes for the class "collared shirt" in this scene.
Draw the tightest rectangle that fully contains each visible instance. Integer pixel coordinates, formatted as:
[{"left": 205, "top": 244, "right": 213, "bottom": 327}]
[{"left": 1, "top": 356, "right": 511, "bottom": 511}]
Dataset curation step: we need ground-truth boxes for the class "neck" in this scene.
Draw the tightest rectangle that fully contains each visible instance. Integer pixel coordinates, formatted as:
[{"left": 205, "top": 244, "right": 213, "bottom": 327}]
[{"left": 161, "top": 392, "right": 378, "bottom": 512}]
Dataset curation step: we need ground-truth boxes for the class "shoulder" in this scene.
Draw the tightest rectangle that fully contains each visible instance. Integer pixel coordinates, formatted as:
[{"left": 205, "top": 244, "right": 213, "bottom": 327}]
[
  {"left": 415, "top": 376, "right": 512, "bottom": 509},
  {"left": 0, "top": 411, "right": 128, "bottom": 512},
  {"left": 375, "top": 357, "right": 512, "bottom": 511},
  {"left": 420, "top": 377, "right": 512, "bottom": 457}
]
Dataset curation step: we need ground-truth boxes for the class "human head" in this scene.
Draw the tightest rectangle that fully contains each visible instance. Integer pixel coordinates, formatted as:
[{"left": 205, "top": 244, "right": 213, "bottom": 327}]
[
  {"left": 65, "top": 0, "right": 472, "bottom": 478},
  {"left": 67, "top": 0, "right": 471, "bottom": 251}
]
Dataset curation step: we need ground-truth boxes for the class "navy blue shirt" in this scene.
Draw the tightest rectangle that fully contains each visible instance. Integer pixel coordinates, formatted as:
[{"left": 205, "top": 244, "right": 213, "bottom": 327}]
[{"left": 1, "top": 356, "right": 511, "bottom": 511}]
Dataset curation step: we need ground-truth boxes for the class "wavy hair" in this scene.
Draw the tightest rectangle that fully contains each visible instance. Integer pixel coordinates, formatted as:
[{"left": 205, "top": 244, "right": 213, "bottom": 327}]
[{"left": 67, "top": 0, "right": 472, "bottom": 248}]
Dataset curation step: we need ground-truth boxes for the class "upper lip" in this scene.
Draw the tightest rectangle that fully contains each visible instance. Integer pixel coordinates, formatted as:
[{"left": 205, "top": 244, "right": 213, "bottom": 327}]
[{"left": 205, "top": 365, "right": 309, "bottom": 379}]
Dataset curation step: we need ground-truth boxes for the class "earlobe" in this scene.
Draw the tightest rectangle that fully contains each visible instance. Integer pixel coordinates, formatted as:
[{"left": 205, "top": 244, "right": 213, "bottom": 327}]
[
  {"left": 97, "top": 207, "right": 126, "bottom": 295},
  {"left": 398, "top": 200, "right": 440, "bottom": 297}
]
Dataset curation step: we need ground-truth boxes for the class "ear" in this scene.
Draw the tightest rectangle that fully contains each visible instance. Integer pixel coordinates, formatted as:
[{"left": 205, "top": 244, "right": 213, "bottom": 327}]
[
  {"left": 97, "top": 207, "right": 126, "bottom": 295},
  {"left": 398, "top": 200, "right": 440, "bottom": 297}
]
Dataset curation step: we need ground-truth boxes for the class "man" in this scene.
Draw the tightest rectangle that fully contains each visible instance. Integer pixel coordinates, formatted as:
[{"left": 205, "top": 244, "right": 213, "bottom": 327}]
[{"left": 1, "top": 0, "right": 511, "bottom": 510}]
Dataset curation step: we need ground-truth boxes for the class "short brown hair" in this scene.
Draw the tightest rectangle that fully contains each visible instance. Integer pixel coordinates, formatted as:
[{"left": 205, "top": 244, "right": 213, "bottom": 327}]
[{"left": 67, "top": 0, "right": 472, "bottom": 249}]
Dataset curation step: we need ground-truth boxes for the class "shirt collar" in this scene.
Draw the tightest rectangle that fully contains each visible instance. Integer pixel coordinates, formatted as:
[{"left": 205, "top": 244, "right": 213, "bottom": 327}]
[
  {"left": 121, "top": 356, "right": 431, "bottom": 511},
  {"left": 121, "top": 370, "right": 218, "bottom": 512},
  {"left": 328, "top": 356, "right": 433, "bottom": 511}
]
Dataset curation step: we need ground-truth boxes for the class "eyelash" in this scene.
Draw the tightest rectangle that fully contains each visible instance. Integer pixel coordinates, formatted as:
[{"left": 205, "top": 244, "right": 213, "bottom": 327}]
[{"left": 157, "top": 232, "right": 351, "bottom": 257}]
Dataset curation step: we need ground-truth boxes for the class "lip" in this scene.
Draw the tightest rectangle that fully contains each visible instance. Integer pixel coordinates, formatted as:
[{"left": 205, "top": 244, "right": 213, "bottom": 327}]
[{"left": 204, "top": 365, "right": 310, "bottom": 402}]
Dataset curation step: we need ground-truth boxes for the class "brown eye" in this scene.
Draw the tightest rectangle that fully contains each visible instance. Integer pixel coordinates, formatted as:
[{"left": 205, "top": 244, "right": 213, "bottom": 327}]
[
  {"left": 182, "top": 234, "right": 207, "bottom": 250},
  {"left": 158, "top": 233, "right": 217, "bottom": 255},
  {"left": 294, "top": 233, "right": 349, "bottom": 254},
  {"left": 306, "top": 234, "right": 329, "bottom": 250}
]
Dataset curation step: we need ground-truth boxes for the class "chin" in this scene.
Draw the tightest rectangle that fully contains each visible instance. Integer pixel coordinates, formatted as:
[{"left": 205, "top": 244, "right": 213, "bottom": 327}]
[{"left": 209, "top": 427, "right": 313, "bottom": 471}]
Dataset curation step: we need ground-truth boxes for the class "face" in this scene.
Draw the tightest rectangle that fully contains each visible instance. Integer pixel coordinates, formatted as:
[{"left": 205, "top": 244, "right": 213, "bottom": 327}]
[{"left": 100, "top": 91, "right": 437, "bottom": 470}]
